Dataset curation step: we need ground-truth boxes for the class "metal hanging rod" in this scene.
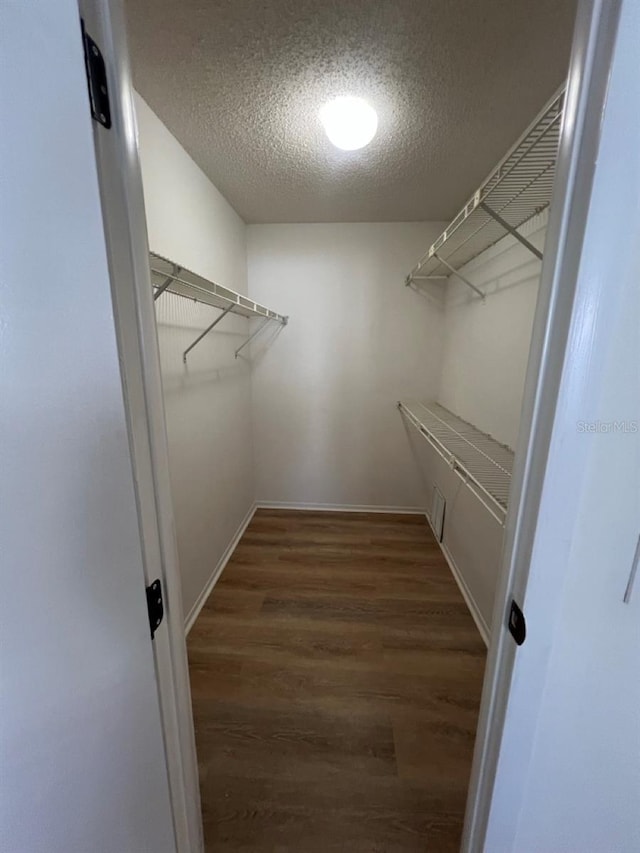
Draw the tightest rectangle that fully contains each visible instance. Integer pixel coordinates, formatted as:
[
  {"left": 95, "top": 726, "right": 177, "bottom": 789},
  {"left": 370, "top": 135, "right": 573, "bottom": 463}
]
[{"left": 405, "top": 85, "right": 565, "bottom": 292}]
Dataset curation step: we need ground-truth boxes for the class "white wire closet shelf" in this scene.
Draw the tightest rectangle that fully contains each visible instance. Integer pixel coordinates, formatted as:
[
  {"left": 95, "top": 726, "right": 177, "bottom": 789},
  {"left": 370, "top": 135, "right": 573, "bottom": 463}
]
[
  {"left": 398, "top": 400, "right": 514, "bottom": 524},
  {"left": 150, "top": 251, "right": 287, "bottom": 322},
  {"left": 406, "top": 86, "right": 565, "bottom": 297},
  {"left": 150, "top": 251, "right": 288, "bottom": 362}
]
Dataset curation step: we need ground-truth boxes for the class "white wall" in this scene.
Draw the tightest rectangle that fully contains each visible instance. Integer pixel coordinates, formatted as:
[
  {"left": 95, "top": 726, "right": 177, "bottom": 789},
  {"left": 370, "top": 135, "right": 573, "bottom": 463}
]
[
  {"left": 247, "top": 222, "right": 446, "bottom": 509},
  {"left": 438, "top": 211, "right": 547, "bottom": 449},
  {"left": 135, "top": 94, "right": 254, "bottom": 622}
]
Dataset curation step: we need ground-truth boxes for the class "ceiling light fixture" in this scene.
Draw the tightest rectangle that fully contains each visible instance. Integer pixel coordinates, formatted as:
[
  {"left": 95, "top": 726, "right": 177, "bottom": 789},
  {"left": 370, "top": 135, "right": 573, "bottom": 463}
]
[{"left": 319, "top": 96, "right": 378, "bottom": 151}]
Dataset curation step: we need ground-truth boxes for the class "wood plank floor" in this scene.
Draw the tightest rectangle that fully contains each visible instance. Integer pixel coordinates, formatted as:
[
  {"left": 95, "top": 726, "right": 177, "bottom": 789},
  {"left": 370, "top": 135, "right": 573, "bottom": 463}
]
[{"left": 187, "top": 509, "right": 486, "bottom": 852}]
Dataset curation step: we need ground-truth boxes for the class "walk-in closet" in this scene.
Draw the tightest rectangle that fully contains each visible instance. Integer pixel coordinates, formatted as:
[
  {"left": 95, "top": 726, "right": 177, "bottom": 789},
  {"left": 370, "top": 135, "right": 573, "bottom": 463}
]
[
  {"left": 123, "top": 0, "right": 593, "bottom": 850},
  {"left": 6, "top": 2, "right": 640, "bottom": 852}
]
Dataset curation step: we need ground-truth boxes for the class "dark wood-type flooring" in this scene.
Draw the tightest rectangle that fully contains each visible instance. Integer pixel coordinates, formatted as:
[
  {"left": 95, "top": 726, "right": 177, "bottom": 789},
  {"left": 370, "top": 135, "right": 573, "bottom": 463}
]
[{"left": 187, "top": 509, "right": 486, "bottom": 852}]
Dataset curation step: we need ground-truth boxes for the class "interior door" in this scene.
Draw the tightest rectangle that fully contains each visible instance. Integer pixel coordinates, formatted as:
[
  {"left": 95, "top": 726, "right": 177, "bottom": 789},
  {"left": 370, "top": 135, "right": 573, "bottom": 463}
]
[
  {"left": 465, "top": 0, "right": 640, "bottom": 849},
  {"left": 485, "top": 1, "right": 640, "bottom": 847},
  {"left": 0, "top": 3, "right": 177, "bottom": 851}
]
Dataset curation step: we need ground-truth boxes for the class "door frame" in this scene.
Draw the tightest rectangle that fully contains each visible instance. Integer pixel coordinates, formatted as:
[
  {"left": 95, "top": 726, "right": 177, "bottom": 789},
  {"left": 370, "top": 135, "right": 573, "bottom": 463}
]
[
  {"left": 80, "top": 1, "right": 625, "bottom": 851},
  {"left": 77, "top": 2, "right": 203, "bottom": 851},
  {"left": 462, "top": 0, "right": 623, "bottom": 849}
]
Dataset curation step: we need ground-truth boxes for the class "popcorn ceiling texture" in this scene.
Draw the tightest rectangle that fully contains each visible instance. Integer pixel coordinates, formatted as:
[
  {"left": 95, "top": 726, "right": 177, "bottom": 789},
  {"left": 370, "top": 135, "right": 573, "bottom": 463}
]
[{"left": 125, "top": 0, "right": 576, "bottom": 224}]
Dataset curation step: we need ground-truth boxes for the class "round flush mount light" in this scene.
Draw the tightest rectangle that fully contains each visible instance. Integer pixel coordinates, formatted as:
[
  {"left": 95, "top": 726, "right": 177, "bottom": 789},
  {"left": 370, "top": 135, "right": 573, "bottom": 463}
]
[{"left": 319, "top": 96, "right": 378, "bottom": 151}]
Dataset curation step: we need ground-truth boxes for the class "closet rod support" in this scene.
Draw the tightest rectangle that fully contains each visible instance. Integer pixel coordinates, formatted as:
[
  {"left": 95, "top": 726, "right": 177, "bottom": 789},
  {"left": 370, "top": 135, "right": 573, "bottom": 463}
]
[
  {"left": 235, "top": 317, "right": 271, "bottom": 359},
  {"left": 183, "top": 304, "right": 234, "bottom": 363},
  {"left": 154, "top": 264, "right": 180, "bottom": 301},
  {"left": 433, "top": 253, "right": 485, "bottom": 300},
  {"left": 479, "top": 202, "right": 543, "bottom": 261}
]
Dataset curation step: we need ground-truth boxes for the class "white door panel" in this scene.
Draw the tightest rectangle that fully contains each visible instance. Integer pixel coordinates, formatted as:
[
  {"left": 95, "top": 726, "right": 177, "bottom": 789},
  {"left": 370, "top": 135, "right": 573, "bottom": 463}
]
[
  {"left": 481, "top": 0, "right": 640, "bottom": 849},
  {"left": 0, "top": 3, "right": 176, "bottom": 851}
]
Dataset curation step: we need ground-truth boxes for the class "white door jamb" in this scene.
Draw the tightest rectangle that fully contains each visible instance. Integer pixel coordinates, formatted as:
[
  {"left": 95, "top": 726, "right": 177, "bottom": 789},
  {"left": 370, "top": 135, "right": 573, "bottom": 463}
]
[{"left": 77, "top": 2, "right": 203, "bottom": 851}]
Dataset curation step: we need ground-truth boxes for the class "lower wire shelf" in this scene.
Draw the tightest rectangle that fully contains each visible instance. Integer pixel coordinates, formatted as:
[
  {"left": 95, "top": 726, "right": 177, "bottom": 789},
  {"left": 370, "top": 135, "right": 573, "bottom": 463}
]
[{"left": 398, "top": 400, "right": 514, "bottom": 524}]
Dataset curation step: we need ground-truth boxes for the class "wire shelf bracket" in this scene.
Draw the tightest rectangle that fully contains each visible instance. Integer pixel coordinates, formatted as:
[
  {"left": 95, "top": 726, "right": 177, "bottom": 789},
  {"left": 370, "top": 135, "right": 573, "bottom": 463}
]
[
  {"left": 234, "top": 317, "right": 271, "bottom": 359},
  {"left": 149, "top": 251, "right": 288, "bottom": 362},
  {"left": 405, "top": 85, "right": 565, "bottom": 296},
  {"left": 153, "top": 263, "right": 180, "bottom": 301},
  {"left": 479, "top": 202, "right": 543, "bottom": 260},
  {"left": 434, "top": 252, "right": 485, "bottom": 300},
  {"left": 182, "top": 304, "right": 234, "bottom": 363}
]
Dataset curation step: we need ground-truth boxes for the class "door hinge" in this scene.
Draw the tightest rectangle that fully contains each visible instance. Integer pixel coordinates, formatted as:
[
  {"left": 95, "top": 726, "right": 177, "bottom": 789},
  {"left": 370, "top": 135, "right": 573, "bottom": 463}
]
[
  {"left": 508, "top": 598, "right": 526, "bottom": 646},
  {"left": 146, "top": 579, "right": 164, "bottom": 639},
  {"left": 81, "top": 20, "right": 112, "bottom": 129}
]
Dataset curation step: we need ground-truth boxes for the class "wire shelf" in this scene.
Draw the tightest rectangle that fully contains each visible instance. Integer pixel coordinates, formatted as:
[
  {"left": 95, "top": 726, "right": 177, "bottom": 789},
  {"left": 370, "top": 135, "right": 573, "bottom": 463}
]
[
  {"left": 407, "top": 86, "right": 565, "bottom": 284},
  {"left": 150, "top": 251, "right": 288, "bottom": 324},
  {"left": 399, "top": 400, "right": 514, "bottom": 523}
]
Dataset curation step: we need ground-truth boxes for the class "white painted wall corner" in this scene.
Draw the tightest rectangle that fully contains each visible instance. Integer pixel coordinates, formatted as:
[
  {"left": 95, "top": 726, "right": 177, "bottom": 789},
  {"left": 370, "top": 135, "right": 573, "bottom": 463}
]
[{"left": 184, "top": 502, "right": 257, "bottom": 634}]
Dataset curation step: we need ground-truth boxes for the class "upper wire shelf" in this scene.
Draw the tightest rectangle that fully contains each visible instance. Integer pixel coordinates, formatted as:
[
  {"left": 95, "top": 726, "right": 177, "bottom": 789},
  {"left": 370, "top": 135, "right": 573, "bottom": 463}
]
[
  {"left": 150, "top": 251, "right": 288, "bottom": 362},
  {"left": 150, "top": 251, "right": 288, "bottom": 324},
  {"left": 406, "top": 86, "right": 565, "bottom": 296}
]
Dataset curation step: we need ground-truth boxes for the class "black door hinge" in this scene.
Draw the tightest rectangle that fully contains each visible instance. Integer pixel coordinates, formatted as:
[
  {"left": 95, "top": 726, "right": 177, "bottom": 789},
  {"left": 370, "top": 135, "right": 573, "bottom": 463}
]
[
  {"left": 146, "top": 579, "right": 164, "bottom": 639},
  {"left": 81, "top": 20, "right": 111, "bottom": 129},
  {"left": 508, "top": 598, "right": 526, "bottom": 646}
]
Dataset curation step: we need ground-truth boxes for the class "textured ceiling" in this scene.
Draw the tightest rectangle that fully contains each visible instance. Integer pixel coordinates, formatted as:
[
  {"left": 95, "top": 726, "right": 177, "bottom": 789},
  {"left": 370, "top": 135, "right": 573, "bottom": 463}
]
[{"left": 125, "top": 0, "right": 576, "bottom": 224}]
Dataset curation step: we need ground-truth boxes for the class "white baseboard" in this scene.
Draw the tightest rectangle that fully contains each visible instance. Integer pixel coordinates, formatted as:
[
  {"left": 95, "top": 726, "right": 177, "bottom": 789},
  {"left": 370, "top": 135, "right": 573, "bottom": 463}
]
[
  {"left": 423, "top": 511, "right": 490, "bottom": 647},
  {"left": 441, "top": 540, "right": 491, "bottom": 647},
  {"left": 255, "top": 501, "right": 426, "bottom": 515},
  {"left": 184, "top": 502, "right": 257, "bottom": 634}
]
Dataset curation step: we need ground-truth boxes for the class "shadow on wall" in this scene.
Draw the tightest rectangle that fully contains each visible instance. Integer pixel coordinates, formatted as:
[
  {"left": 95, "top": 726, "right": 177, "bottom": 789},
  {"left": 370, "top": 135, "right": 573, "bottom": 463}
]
[
  {"left": 405, "top": 280, "right": 446, "bottom": 310},
  {"left": 238, "top": 321, "right": 286, "bottom": 367},
  {"left": 445, "top": 259, "right": 542, "bottom": 308},
  {"left": 444, "top": 216, "right": 546, "bottom": 308},
  {"left": 159, "top": 319, "right": 286, "bottom": 394},
  {"left": 161, "top": 361, "right": 248, "bottom": 395},
  {"left": 155, "top": 318, "right": 246, "bottom": 332}
]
